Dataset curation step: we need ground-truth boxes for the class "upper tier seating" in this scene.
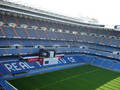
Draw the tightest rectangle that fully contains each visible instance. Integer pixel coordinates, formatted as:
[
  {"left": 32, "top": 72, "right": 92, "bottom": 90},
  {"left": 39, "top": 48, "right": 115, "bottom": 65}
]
[{"left": 0, "top": 13, "right": 119, "bottom": 60}]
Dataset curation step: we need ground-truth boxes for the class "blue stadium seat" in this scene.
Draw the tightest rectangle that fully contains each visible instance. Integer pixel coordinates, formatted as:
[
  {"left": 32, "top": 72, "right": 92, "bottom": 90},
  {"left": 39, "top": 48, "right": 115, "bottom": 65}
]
[
  {"left": 112, "top": 62, "right": 120, "bottom": 71},
  {"left": 80, "top": 55, "right": 93, "bottom": 63},
  {"left": 56, "top": 47, "right": 68, "bottom": 53},
  {"left": 46, "top": 31, "right": 57, "bottom": 40},
  {"left": 31, "top": 48, "right": 39, "bottom": 54},
  {"left": 35, "top": 30, "right": 47, "bottom": 39},
  {"left": 18, "top": 17, "right": 27, "bottom": 24},
  {"left": 6, "top": 48, "right": 33, "bottom": 55},
  {"left": 28, "top": 19, "right": 38, "bottom": 26},
  {"left": 0, "top": 39, "right": 9, "bottom": 46},
  {"left": 101, "top": 60, "right": 114, "bottom": 68},
  {"left": 15, "top": 27, "right": 28, "bottom": 38},
  {"left": 0, "top": 49, "right": 6, "bottom": 56},
  {"left": 0, "top": 27, "right": 6, "bottom": 37},
  {"left": 8, "top": 39, "right": 23, "bottom": 46},
  {"left": 111, "top": 39, "right": 119, "bottom": 47},
  {"left": 54, "top": 32, "right": 65, "bottom": 40},
  {"left": 22, "top": 40, "right": 33, "bottom": 46},
  {"left": 6, "top": 15, "right": 16, "bottom": 23},
  {"left": 6, "top": 48, "right": 19, "bottom": 55},
  {"left": 19, "top": 48, "right": 32, "bottom": 55},
  {"left": 2, "top": 26, "right": 16, "bottom": 38},
  {"left": 91, "top": 58, "right": 103, "bottom": 65},
  {"left": 0, "top": 14, "right": 3, "bottom": 22},
  {"left": 25, "top": 28, "right": 38, "bottom": 38}
]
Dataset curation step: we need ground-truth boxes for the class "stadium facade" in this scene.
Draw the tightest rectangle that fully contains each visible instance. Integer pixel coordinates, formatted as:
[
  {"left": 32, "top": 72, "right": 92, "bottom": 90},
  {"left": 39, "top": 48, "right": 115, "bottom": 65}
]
[{"left": 0, "top": 0, "right": 120, "bottom": 90}]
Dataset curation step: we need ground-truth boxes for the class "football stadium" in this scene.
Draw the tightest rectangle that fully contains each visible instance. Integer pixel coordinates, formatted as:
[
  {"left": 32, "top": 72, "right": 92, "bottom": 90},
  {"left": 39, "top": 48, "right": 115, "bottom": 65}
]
[{"left": 0, "top": 0, "right": 120, "bottom": 90}]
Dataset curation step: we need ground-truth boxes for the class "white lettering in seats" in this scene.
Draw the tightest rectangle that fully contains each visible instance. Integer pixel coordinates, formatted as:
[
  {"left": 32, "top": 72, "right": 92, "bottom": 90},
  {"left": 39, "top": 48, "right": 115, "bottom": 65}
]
[
  {"left": 19, "top": 62, "right": 34, "bottom": 69},
  {"left": 11, "top": 63, "right": 22, "bottom": 71},
  {"left": 4, "top": 64, "right": 15, "bottom": 72}
]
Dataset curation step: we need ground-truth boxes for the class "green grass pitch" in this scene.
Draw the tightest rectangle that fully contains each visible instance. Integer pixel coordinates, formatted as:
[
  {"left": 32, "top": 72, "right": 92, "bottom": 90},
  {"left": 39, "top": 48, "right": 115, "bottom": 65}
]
[{"left": 9, "top": 65, "right": 120, "bottom": 90}]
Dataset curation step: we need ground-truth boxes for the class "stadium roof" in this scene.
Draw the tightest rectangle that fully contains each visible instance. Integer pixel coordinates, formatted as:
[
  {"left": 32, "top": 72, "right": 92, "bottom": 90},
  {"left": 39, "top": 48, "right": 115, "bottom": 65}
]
[{"left": 0, "top": 0, "right": 105, "bottom": 28}]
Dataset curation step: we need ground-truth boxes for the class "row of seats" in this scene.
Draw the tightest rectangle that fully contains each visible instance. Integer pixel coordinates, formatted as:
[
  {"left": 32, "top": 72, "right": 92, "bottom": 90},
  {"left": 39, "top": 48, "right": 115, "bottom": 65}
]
[
  {"left": 75, "top": 55, "right": 120, "bottom": 72},
  {"left": 91, "top": 57, "right": 120, "bottom": 71},
  {"left": 1, "top": 14, "right": 120, "bottom": 37},
  {"left": 0, "top": 48, "right": 39, "bottom": 56},
  {"left": 56, "top": 47, "right": 120, "bottom": 60},
  {"left": 0, "top": 41, "right": 119, "bottom": 60},
  {"left": 0, "top": 14, "right": 120, "bottom": 39},
  {"left": 0, "top": 39, "right": 83, "bottom": 47},
  {"left": 0, "top": 25, "right": 120, "bottom": 48},
  {"left": 0, "top": 26, "right": 78, "bottom": 41}
]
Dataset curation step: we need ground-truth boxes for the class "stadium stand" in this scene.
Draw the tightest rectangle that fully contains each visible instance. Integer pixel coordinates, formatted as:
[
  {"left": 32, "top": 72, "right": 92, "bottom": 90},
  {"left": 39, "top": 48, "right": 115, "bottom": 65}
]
[{"left": 0, "top": 0, "right": 120, "bottom": 90}]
